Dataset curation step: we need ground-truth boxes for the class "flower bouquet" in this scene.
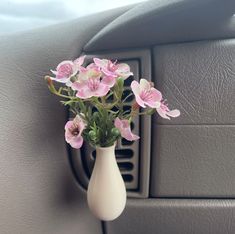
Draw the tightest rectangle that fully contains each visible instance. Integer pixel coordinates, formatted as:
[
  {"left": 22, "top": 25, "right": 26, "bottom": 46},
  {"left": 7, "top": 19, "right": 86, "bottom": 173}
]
[{"left": 45, "top": 56, "right": 180, "bottom": 221}]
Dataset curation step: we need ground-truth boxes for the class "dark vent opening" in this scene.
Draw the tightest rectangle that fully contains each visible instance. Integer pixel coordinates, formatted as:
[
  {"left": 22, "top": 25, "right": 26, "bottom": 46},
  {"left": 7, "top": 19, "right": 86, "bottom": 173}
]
[
  {"left": 92, "top": 150, "right": 96, "bottom": 159},
  {"left": 123, "top": 105, "right": 132, "bottom": 113},
  {"left": 122, "top": 89, "right": 134, "bottom": 102},
  {"left": 111, "top": 106, "right": 119, "bottom": 112},
  {"left": 92, "top": 107, "right": 98, "bottom": 113},
  {"left": 130, "top": 122, "right": 134, "bottom": 130},
  {"left": 124, "top": 76, "right": 134, "bottom": 86},
  {"left": 122, "top": 174, "right": 133, "bottom": 182},
  {"left": 92, "top": 149, "right": 133, "bottom": 159},
  {"left": 106, "top": 93, "right": 114, "bottom": 102},
  {"left": 122, "top": 138, "right": 134, "bottom": 146},
  {"left": 118, "top": 162, "right": 133, "bottom": 171},
  {"left": 115, "top": 149, "right": 133, "bottom": 158}
]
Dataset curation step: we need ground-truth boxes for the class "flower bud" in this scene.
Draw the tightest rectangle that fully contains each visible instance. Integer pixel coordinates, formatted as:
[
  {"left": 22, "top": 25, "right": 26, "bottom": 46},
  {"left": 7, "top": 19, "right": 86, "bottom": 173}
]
[
  {"left": 111, "top": 128, "right": 120, "bottom": 137},
  {"left": 70, "top": 75, "right": 77, "bottom": 83},
  {"left": 45, "top": 76, "right": 53, "bottom": 86},
  {"left": 45, "top": 76, "right": 57, "bottom": 93},
  {"left": 93, "top": 112, "right": 99, "bottom": 120},
  {"left": 88, "top": 130, "right": 96, "bottom": 140}
]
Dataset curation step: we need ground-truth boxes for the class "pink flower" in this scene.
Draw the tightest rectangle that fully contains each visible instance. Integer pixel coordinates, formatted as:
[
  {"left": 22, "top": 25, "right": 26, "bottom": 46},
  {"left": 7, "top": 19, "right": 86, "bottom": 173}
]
[
  {"left": 156, "top": 101, "right": 180, "bottom": 120},
  {"left": 72, "top": 77, "right": 110, "bottom": 99},
  {"left": 114, "top": 117, "right": 140, "bottom": 141},
  {"left": 94, "top": 58, "right": 133, "bottom": 87},
  {"left": 72, "top": 62, "right": 110, "bottom": 99},
  {"left": 76, "top": 63, "right": 101, "bottom": 83},
  {"left": 65, "top": 115, "right": 86, "bottom": 149},
  {"left": 50, "top": 55, "right": 85, "bottom": 85},
  {"left": 74, "top": 55, "right": 86, "bottom": 69},
  {"left": 131, "top": 79, "right": 162, "bottom": 108}
]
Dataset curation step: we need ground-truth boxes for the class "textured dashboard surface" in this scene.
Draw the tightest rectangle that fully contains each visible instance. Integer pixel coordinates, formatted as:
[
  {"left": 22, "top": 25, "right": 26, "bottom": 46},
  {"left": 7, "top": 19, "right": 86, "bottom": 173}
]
[
  {"left": 151, "top": 39, "right": 235, "bottom": 197},
  {"left": 153, "top": 39, "right": 235, "bottom": 125},
  {"left": 84, "top": 0, "right": 235, "bottom": 52},
  {"left": 106, "top": 199, "right": 235, "bottom": 234}
]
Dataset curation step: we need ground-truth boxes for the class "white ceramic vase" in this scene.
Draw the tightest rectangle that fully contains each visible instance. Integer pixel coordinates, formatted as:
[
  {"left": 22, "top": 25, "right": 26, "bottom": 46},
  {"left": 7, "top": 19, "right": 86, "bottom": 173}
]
[{"left": 87, "top": 144, "right": 127, "bottom": 221}]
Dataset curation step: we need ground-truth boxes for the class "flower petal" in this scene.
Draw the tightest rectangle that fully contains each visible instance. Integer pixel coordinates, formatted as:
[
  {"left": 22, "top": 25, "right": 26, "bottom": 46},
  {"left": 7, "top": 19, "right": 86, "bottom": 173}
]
[
  {"left": 156, "top": 107, "right": 170, "bottom": 119},
  {"left": 72, "top": 82, "right": 92, "bottom": 99},
  {"left": 114, "top": 117, "right": 122, "bottom": 129},
  {"left": 131, "top": 80, "right": 147, "bottom": 107},
  {"left": 116, "top": 63, "right": 133, "bottom": 79},
  {"left": 102, "top": 67, "right": 117, "bottom": 77},
  {"left": 50, "top": 70, "right": 57, "bottom": 76},
  {"left": 118, "top": 71, "right": 133, "bottom": 79},
  {"left": 71, "top": 81, "right": 86, "bottom": 91},
  {"left": 139, "top": 78, "right": 151, "bottom": 91},
  {"left": 151, "top": 88, "right": 162, "bottom": 102},
  {"left": 56, "top": 60, "right": 74, "bottom": 70},
  {"left": 122, "top": 128, "right": 140, "bottom": 141},
  {"left": 64, "top": 121, "right": 73, "bottom": 130},
  {"left": 167, "top": 109, "right": 181, "bottom": 118},
  {"left": 86, "top": 63, "right": 98, "bottom": 70},
  {"left": 93, "top": 58, "right": 108, "bottom": 68},
  {"left": 74, "top": 55, "right": 85, "bottom": 67},
  {"left": 69, "top": 135, "right": 84, "bottom": 149},
  {"left": 131, "top": 80, "right": 140, "bottom": 95},
  {"left": 50, "top": 76, "right": 69, "bottom": 83},
  {"left": 116, "top": 63, "right": 131, "bottom": 73},
  {"left": 76, "top": 88, "right": 93, "bottom": 99},
  {"left": 114, "top": 117, "right": 140, "bottom": 141},
  {"left": 93, "top": 83, "right": 110, "bottom": 97},
  {"left": 135, "top": 95, "right": 146, "bottom": 108},
  {"left": 145, "top": 89, "right": 162, "bottom": 108},
  {"left": 102, "top": 76, "right": 116, "bottom": 87}
]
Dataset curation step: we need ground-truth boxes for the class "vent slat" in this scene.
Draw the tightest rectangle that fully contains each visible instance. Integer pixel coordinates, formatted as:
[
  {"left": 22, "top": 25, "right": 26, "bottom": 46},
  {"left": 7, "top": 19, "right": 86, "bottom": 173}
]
[
  {"left": 118, "top": 162, "right": 134, "bottom": 171},
  {"left": 115, "top": 149, "right": 133, "bottom": 159},
  {"left": 122, "top": 174, "right": 133, "bottom": 182}
]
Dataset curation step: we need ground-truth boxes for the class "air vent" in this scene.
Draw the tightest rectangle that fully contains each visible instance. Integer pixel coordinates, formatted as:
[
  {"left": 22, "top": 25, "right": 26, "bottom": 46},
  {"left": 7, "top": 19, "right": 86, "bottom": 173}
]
[{"left": 68, "top": 49, "right": 152, "bottom": 198}]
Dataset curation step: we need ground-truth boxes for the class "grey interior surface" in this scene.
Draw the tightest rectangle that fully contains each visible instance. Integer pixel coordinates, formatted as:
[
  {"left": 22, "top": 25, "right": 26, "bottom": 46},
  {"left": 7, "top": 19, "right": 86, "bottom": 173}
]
[
  {"left": 150, "top": 39, "right": 235, "bottom": 197},
  {"left": 151, "top": 125, "right": 235, "bottom": 197},
  {"left": 84, "top": 0, "right": 235, "bottom": 52},
  {"left": 153, "top": 40, "right": 235, "bottom": 125},
  {"left": 1, "top": 0, "right": 235, "bottom": 233},
  {"left": 106, "top": 199, "right": 235, "bottom": 234}
]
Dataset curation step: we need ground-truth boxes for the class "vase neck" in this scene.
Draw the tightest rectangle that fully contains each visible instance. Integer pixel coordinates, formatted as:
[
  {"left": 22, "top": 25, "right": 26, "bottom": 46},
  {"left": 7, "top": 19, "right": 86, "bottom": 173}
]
[{"left": 96, "top": 144, "right": 116, "bottom": 158}]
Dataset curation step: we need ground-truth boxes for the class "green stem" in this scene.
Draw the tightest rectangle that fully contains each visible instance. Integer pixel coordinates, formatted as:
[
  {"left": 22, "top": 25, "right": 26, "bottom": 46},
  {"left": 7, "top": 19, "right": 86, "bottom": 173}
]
[
  {"left": 105, "top": 91, "right": 114, "bottom": 100},
  {"left": 108, "top": 109, "right": 119, "bottom": 114},
  {"left": 55, "top": 92, "right": 72, "bottom": 99},
  {"left": 122, "top": 93, "right": 133, "bottom": 103}
]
